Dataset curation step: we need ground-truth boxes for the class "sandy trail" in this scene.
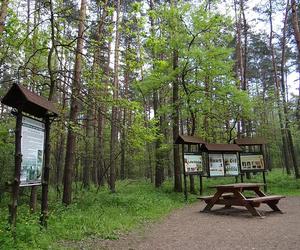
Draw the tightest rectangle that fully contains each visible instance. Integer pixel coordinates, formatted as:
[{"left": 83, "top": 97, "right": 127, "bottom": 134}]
[{"left": 67, "top": 197, "right": 300, "bottom": 250}]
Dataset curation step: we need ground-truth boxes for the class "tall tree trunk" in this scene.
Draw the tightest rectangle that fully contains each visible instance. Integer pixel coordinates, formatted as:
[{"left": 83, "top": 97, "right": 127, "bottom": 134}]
[
  {"left": 291, "top": 0, "right": 300, "bottom": 56},
  {"left": 0, "top": 0, "right": 9, "bottom": 35},
  {"left": 234, "top": 0, "right": 244, "bottom": 137},
  {"left": 171, "top": 0, "right": 182, "bottom": 192},
  {"left": 9, "top": 112, "right": 22, "bottom": 236},
  {"left": 149, "top": 0, "right": 164, "bottom": 187},
  {"left": 83, "top": 110, "right": 93, "bottom": 188},
  {"left": 289, "top": 0, "right": 300, "bottom": 178},
  {"left": 62, "top": 0, "right": 87, "bottom": 205},
  {"left": 269, "top": 0, "right": 291, "bottom": 175},
  {"left": 110, "top": 0, "right": 121, "bottom": 192},
  {"left": 92, "top": 0, "right": 109, "bottom": 186}
]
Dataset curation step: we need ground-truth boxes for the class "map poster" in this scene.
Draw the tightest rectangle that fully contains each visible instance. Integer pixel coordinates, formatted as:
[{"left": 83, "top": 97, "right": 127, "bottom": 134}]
[
  {"left": 20, "top": 117, "right": 45, "bottom": 186},
  {"left": 184, "top": 154, "right": 202, "bottom": 173},
  {"left": 240, "top": 154, "right": 265, "bottom": 171},
  {"left": 209, "top": 154, "right": 224, "bottom": 177},
  {"left": 224, "top": 154, "right": 239, "bottom": 176}
]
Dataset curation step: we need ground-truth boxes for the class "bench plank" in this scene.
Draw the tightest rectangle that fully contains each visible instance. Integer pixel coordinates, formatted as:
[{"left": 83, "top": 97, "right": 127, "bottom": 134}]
[
  {"left": 246, "top": 195, "right": 285, "bottom": 204},
  {"left": 198, "top": 193, "right": 234, "bottom": 200}
]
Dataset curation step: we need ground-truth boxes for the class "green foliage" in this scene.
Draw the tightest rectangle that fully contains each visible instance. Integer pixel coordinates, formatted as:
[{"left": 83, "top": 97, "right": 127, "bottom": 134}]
[
  {"left": 0, "top": 181, "right": 187, "bottom": 249},
  {"left": 0, "top": 120, "right": 14, "bottom": 200},
  {"left": 1, "top": 169, "right": 299, "bottom": 249}
]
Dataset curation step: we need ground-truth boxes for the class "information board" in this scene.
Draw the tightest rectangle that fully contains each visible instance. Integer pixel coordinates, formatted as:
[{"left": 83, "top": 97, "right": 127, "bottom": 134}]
[
  {"left": 20, "top": 117, "right": 45, "bottom": 186},
  {"left": 209, "top": 154, "right": 224, "bottom": 176},
  {"left": 240, "top": 154, "right": 264, "bottom": 171},
  {"left": 224, "top": 154, "right": 239, "bottom": 176},
  {"left": 184, "top": 154, "right": 202, "bottom": 174}
]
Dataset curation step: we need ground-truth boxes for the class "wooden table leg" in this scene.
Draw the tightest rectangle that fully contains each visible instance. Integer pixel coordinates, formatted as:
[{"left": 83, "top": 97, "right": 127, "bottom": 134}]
[
  {"left": 266, "top": 201, "right": 283, "bottom": 213},
  {"left": 244, "top": 203, "right": 262, "bottom": 217},
  {"left": 202, "top": 191, "right": 223, "bottom": 212},
  {"left": 254, "top": 188, "right": 266, "bottom": 197},
  {"left": 234, "top": 190, "right": 262, "bottom": 217}
]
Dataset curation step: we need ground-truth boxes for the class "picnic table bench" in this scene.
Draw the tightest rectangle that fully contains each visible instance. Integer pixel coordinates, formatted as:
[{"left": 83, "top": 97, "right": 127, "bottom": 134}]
[{"left": 199, "top": 183, "right": 285, "bottom": 217}]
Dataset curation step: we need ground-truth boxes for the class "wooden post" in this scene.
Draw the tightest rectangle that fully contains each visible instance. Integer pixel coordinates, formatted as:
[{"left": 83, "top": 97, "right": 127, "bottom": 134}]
[
  {"left": 40, "top": 116, "right": 50, "bottom": 228},
  {"left": 181, "top": 145, "right": 188, "bottom": 201},
  {"left": 30, "top": 186, "right": 37, "bottom": 213},
  {"left": 9, "top": 111, "right": 22, "bottom": 236},
  {"left": 263, "top": 171, "right": 267, "bottom": 192},
  {"left": 199, "top": 175, "right": 203, "bottom": 195}
]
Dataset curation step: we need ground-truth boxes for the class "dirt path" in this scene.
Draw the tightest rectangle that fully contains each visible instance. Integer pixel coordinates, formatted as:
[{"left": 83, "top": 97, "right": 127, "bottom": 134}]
[{"left": 69, "top": 197, "right": 300, "bottom": 250}]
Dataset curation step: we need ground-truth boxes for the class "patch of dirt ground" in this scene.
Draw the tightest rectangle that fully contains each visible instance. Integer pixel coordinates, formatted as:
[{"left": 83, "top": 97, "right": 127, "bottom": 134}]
[{"left": 64, "top": 196, "right": 300, "bottom": 250}]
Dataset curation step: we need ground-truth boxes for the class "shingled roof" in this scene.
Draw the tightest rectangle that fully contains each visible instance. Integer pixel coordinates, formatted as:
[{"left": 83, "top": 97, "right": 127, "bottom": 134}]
[{"left": 1, "top": 84, "right": 58, "bottom": 118}]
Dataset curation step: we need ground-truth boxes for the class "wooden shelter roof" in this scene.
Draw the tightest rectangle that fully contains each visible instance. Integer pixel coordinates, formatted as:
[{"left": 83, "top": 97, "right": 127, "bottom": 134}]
[
  {"left": 175, "top": 135, "right": 206, "bottom": 145},
  {"left": 201, "top": 143, "right": 242, "bottom": 152},
  {"left": 234, "top": 137, "right": 267, "bottom": 146},
  {"left": 1, "top": 84, "right": 58, "bottom": 118}
]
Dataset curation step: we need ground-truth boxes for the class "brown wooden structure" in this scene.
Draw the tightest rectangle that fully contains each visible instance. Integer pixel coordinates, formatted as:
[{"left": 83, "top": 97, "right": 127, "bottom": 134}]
[
  {"left": 1, "top": 83, "right": 58, "bottom": 230},
  {"left": 175, "top": 135, "right": 206, "bottom": 200},
  {"left": 234, "top": 137, "right": 268, "bottom": 190},
  {"left": 200, "top": 143, "right": 242, "bottom": 178},
  {"left": 199, "top": 183, "right": 285, "bottom": 217}
]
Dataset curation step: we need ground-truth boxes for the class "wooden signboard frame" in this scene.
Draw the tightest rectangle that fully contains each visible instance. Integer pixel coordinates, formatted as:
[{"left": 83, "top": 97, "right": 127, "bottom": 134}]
[
  {"left": 200, "top": 144, "right": 242, "bottom": 179},
  {"left": 234, "top": 137, "right": 268, "bottom": 192},
  {"left": 1, "top": 84, "right": 58, "bottom": 232},
  {"left": 175, "top": 135, "right": 206, "bottom": 201}
]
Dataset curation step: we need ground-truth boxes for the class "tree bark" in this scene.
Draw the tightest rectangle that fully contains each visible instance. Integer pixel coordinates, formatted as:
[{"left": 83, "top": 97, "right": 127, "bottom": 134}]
[
  {"left": 110, "top": 0, "right": 121, "bottom": 192},
  {"left": 9, "top": 111, "right": 22, "bottom": 236},
  {"left": 63, "top": 0, "right": 87, "bottom": 205},
  {"left": 0, "top": 0, "right": 9, "bottom": 35},
  {"left": 291, "top": 0, "right": 300, "bottom": 56},
  {"left": 172, "top": 16, "right": 182, "bottom": 192},
  {"left": 269, "top": 0, "right": 291, "bottom": 174},
  {"left": 40, "top": 117, "right": 50, "bottom": 227}
]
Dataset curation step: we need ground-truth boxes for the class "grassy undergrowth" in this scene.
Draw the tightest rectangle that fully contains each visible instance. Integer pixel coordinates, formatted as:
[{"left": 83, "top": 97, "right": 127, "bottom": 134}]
[
  {"left": 200, "top": 168, "right": 300, "bottom": 196},
  {"left": 0, "top": 180, "right": 193, "bottom": 250},
  {"left": 0, "top": 169, "right": 299, "bottom": 249}
]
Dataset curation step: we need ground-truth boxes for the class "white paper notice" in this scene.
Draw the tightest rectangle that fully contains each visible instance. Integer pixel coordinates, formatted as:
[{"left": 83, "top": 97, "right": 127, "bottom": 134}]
[
  {"left": 224, "top": 154, "right": 239, "bottom": 176},
  {"left": 209, "top": 154, "right": 224, "bottom": 176},
  {"left": 20, "top": 117, "right": 45, "bottom": 186},
  {"left": 184, "top": 154, "right": 203, "bottom": 173}
]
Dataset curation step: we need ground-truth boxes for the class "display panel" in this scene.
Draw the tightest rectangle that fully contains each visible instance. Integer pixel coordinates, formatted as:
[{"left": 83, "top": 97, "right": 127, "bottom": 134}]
[
  {"left": 240, "top": 154, "right": 264, "bottom": 171},
  {"left": 20, "top": 117, "right": 45, "bottom": 186},
  {"left": 209, "top": 154, "right": 224, "bottom": 176},
  {"left": 184, "top": 154, "right": 203, "bottom": 174},
  {"left": 224, "top": 154, "right": 239, "bottom": 176}
]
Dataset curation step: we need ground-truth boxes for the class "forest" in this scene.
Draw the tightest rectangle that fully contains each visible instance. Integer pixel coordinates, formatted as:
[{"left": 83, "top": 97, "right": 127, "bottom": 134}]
[{"left": 0, "top": 0, "right": 300, "bottom": 249}]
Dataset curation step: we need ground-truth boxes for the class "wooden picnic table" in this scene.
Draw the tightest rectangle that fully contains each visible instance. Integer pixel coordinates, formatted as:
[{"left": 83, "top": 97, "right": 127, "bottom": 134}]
[{"left": 199, "top": 183, "right": 285, "bottom": 217}]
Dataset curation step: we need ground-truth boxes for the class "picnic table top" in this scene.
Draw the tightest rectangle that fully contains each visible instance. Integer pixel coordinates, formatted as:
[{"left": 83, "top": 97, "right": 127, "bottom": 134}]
[{"left": 209, "top": 183, "right": 265, "bottom": 189}]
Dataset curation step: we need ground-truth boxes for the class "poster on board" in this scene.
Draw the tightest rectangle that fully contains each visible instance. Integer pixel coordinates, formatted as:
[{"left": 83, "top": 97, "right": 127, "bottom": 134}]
[
  {"left": 240, "top": 154, "right": 264, "bottom": 171},
  {"left": 209, "top": 154, "right": 224, "bottom": 176},
  {"left": 184, "top": 154, "right": 202, "bottom": 173},
  {"left": 224, "top": 154, "right": 239, "bottom": 176},
  {"left": 20, "top": 117, "right": 45, "bottom": 186}
]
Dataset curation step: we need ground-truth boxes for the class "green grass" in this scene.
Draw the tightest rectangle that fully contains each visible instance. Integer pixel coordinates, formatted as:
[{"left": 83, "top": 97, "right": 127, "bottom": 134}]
[
  {"left": 198, "top": 169, "right": 300, "bottom": 196},
  {"left": 0, "top": 180, "right": 192, "bottom": 250},
  {"left": 0, "top": 169, "right": 299, "bottom": 250}
]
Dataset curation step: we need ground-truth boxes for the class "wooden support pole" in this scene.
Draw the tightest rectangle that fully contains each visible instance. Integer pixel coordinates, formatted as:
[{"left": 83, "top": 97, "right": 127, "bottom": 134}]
[
  {"left": 181, "top": 145, "right": 188, "bottom": 201},
  {"left": 263, "top": 171, "right": 267, "bottom": 192},
  {"left": 199, "top": 175, "right": 203, "bottom": 195},
  {"left": 40, "top": 116, "right": 50, "bottom": 228},
  {"left": 9, "top": 111, "right": 22, "bottom": 236},
  {"left": 30, "top": 186, "right": 37, "bottom": 213}
]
